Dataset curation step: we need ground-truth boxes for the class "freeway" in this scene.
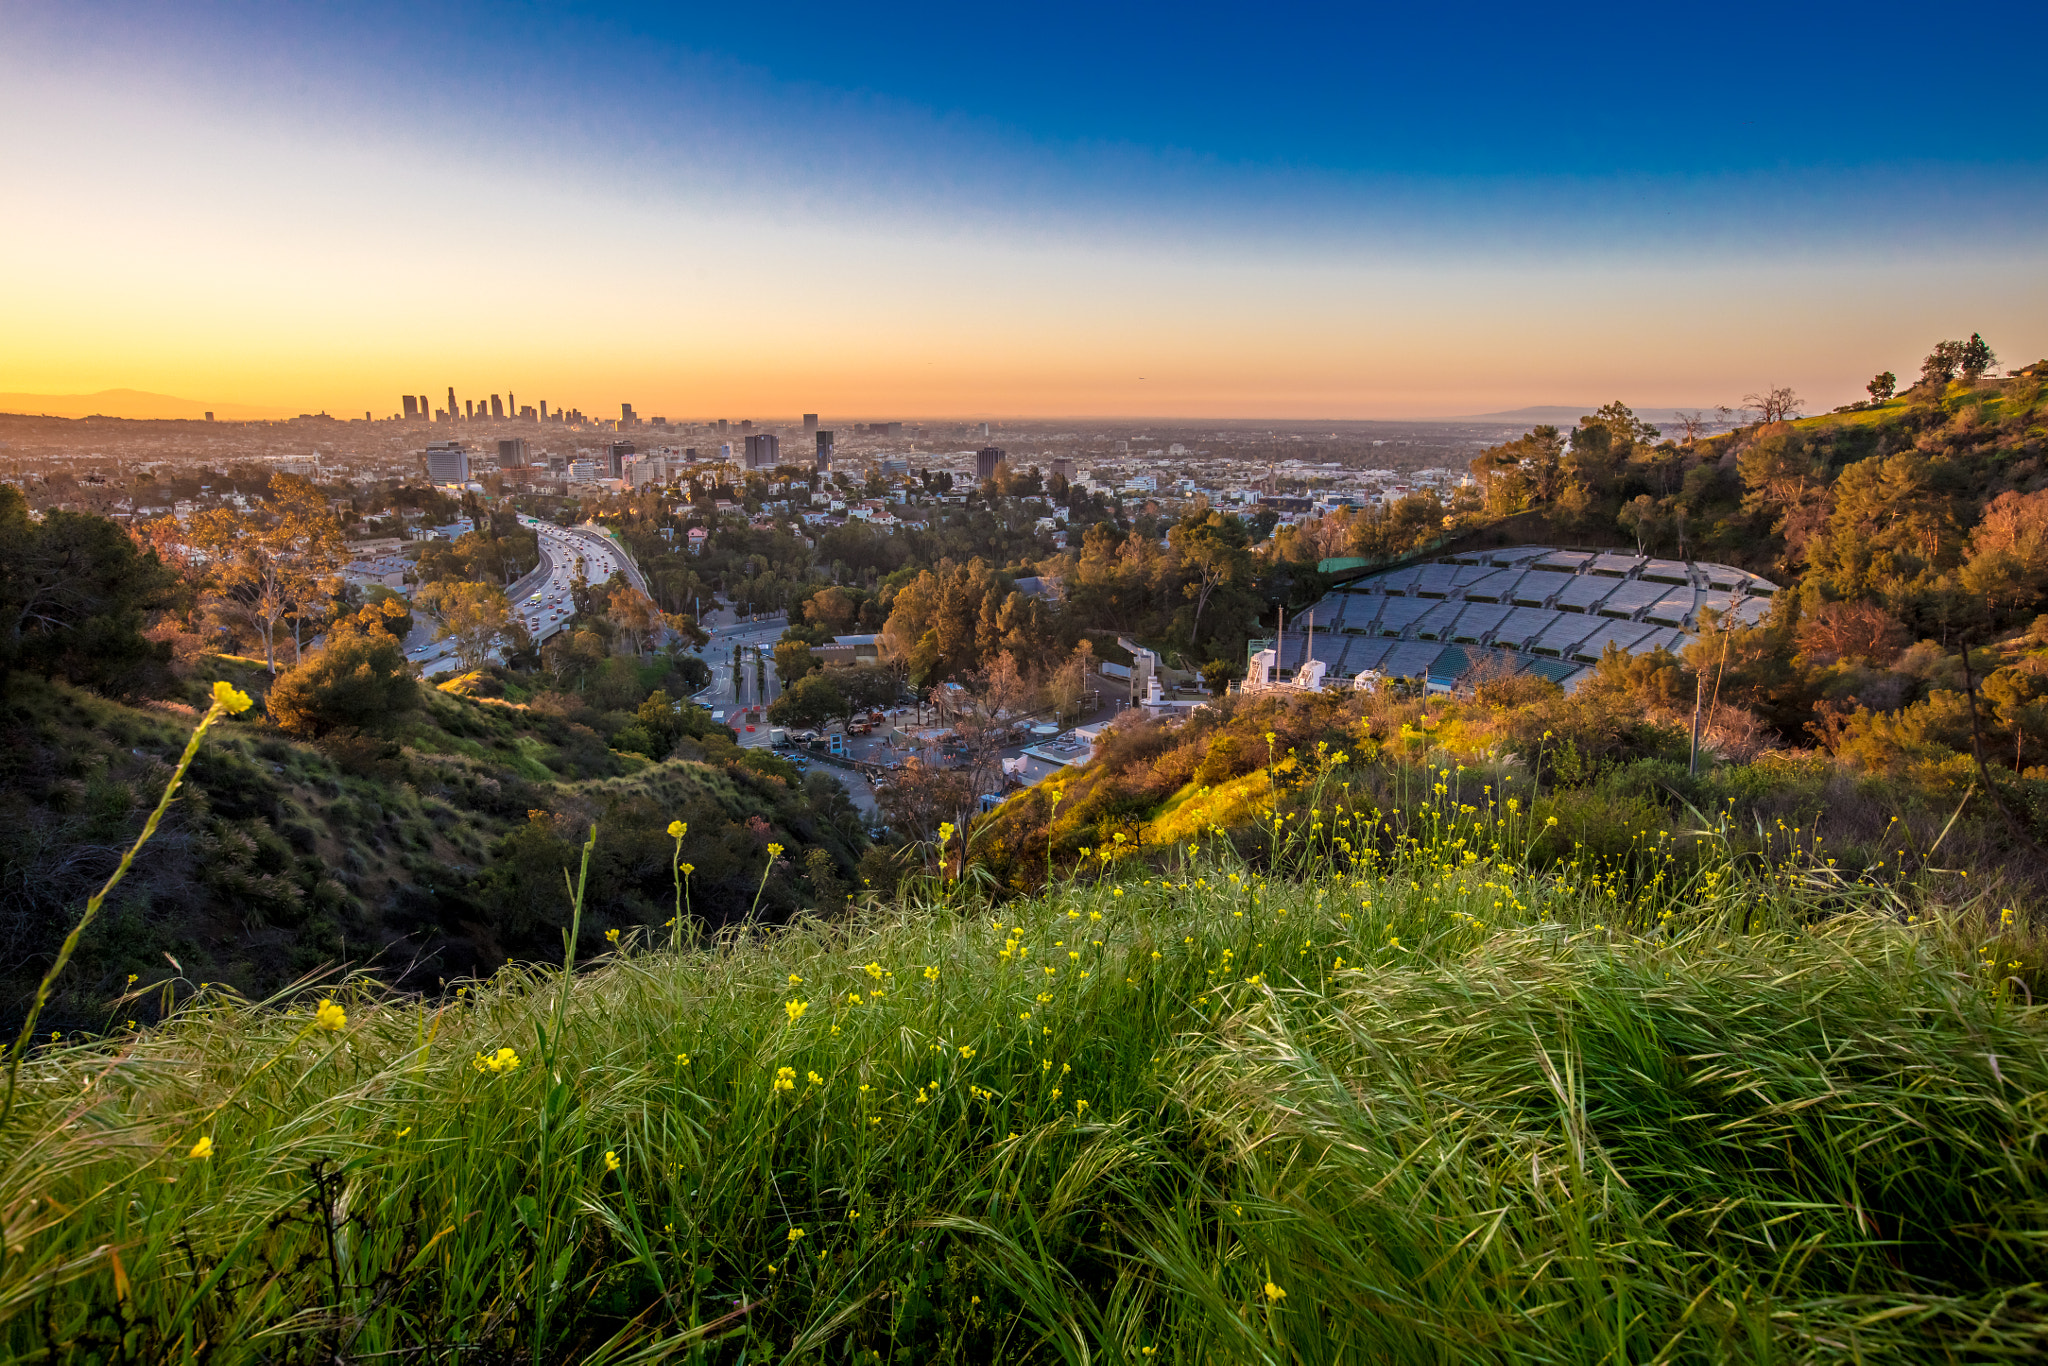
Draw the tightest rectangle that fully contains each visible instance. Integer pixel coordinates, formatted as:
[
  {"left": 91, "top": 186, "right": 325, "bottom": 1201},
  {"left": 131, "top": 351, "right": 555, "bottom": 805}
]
[
  {"left": 405, "top": 518, "right": 625, "bottom": 676},
  {"left": 564, "top": 522, "right": 652, "bottom": 597},
  {"left": 513, "top": 516, "right": 630, "bottom": 646}
]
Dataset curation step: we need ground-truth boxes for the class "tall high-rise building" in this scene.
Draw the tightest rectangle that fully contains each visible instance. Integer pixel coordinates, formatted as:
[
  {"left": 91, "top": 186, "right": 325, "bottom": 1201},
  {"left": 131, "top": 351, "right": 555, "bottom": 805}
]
[
  {"left": 402, "top": 395, "right": 418, "bottom": 419},
  {"left": 716, "top": 419, "right": 729, "bottom": 434},
  {"left": 519, "top": 406, "right": 536, "bottom": 421},
  {"left": 1049, "top": 457, "right": 1075, "bottom": 483},
  {"left": 621, "top": 402, "right": 637, "bottom": 428},
  {"left": 539, "top": 400, "right": 549, "bottom": 422},
  {"left": 446, "top": 387, "right": 457, "bottom": 423},
  {"left": 744, "top": 434, "right": 781, "bottom": 470},
  {"left": 490, "top": 394, "right": 504, "bottom": 419},
  {"left": 803, "top": 413, "right": 818, "bottom": 438},
  {"left": 498, "top": 438, "right": 530, "bottom": 468},
  {"left": 609, "top": 442, "right": 635, "bottom": 477},
  {"left": 739, "top": 419, "right": 754, "bottom": 433},
  {"left": 976, "top": 446, "right": 1005, "bottom": 480},
  {"left": 464, "top": 399, "right": 475, "bottom": 421},
  {"left": 417, "top": 395, "right": 429, "bottom": 420},
  {"left": 425, "top": 442, "right": 469, "bottom": 484},
  {"left": 815, "top": 430, "right": 834, "bottom": 471},
  {"left": 977, "top": 422, "right": 990, "bottom": 439},
  {"left": 507, "top": 390, "right": 515, "bottom": 418}
]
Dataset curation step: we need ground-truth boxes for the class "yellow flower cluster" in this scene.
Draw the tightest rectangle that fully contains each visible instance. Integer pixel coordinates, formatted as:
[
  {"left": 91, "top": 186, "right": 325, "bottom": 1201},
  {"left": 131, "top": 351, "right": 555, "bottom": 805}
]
[
  {"left": 473, "top": 1047, "right": 521, "bottom": 1074},
  {"left": 313, "top": 998, "right": 347, "bottom": 1032},
  {"left": 210, "top": 680, "right": 254, "bottom": 714}
]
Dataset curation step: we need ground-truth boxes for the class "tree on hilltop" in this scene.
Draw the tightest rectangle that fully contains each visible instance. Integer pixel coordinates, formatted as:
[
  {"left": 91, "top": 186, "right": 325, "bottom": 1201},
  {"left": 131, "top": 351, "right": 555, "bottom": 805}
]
[
  {"left": 1867, "top": 371, "right": 1897, "bottom": 403},
  {"left": 1743, "top": 386, "right": 1802, "bottom": 424},
  {"left": 1468, "top": 425, "right": 1564, "bottom": 517},
  {"left": 1960, "top": 333, "right": 1998, "bottom": 381},
  {"left": 1917, "top": 335, "right": 1994, "bottom": 389}
]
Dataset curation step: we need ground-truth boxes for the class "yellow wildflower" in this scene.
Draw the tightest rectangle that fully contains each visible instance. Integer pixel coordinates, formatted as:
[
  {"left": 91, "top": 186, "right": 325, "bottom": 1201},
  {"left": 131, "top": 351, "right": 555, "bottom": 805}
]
[
  {"left": 188, "top": 1135, "right": 214, "bottom": 1160},
  {"left": 313, "top": 998, "right": 347, "bottom": 1032},
  {"left": 210, "top": 680, "right": 253, "bottom": 714}
]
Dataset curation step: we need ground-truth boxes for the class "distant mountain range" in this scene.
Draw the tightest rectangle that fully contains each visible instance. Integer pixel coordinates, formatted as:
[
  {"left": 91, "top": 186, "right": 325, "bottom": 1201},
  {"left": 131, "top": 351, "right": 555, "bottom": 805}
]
[{"left": 0, "top": 388, "right": 288, "bottom": 421}]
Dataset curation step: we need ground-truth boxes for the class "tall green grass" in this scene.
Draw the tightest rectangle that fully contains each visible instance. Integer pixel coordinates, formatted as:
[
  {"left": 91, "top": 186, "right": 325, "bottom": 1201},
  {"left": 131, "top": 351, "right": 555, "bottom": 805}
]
[{"left": 3, "top": 754, "right": 2046, "bottom": 1361}]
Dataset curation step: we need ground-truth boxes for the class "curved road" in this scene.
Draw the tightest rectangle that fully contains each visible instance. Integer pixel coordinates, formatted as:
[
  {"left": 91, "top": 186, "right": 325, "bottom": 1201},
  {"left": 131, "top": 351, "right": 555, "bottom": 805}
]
[
  {"left": 567, "top": 522, "right": 652, "bottom": 596},
  {"left": 407, "top": 518, "right": 658, "bottom": 674}
]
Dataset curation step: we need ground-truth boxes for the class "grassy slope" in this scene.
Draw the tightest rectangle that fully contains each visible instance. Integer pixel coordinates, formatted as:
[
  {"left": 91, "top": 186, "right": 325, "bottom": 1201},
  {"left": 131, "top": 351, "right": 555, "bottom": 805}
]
[
  {"left": 5, "top": 798, "right": 2045, "bottom": 1362},
  {"left": 0, "top": 663, "right": 859, "bottom": 1029}
]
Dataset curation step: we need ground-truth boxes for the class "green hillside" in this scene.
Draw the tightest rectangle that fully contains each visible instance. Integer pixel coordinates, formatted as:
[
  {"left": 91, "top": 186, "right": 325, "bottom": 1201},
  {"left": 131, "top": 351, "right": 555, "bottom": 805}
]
[
  {"left": 0, "top": 662, "right": 866, "bottom": 1032},
  {"left": 3, "top": 730, "right": 2044, "bottom": 1360}
]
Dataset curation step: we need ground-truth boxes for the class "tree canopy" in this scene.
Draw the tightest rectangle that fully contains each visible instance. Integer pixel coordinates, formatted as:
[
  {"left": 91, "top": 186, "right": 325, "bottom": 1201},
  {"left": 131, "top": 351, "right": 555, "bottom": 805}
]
[{"left": 0, "top": 484, "right": 174, "bottom": 691}]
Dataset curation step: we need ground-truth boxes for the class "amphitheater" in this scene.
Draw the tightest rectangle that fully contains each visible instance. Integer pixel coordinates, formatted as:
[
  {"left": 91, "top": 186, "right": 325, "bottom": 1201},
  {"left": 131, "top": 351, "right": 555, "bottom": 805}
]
[{"left": 1256, "top": 545, "right": 1778, "bottom": 694}]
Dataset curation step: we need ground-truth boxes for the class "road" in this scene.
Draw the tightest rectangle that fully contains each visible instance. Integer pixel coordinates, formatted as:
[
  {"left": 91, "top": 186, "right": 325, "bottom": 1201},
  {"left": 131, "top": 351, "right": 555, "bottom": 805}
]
[
  {"left": 406, "top": 517, "right": 626, "bottom": 676},
  {"left": 563, "top": 522, "right": 652, "bottom": 598},
  {"left": 692, "top": 612, "right": 790, "bottom": 741}
]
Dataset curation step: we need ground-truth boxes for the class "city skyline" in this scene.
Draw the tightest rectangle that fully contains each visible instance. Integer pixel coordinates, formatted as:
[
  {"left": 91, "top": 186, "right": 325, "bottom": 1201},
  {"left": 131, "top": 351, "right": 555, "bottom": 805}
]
[{"left": 2, "top": 1, "right": 2043, "bottom": 420}]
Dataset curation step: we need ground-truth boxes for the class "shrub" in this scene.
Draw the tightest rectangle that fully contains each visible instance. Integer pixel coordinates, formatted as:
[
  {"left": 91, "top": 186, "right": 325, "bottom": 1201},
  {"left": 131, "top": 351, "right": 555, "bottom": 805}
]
[{"left": 266, "top": 630, "right": 418, "bottom": 737}]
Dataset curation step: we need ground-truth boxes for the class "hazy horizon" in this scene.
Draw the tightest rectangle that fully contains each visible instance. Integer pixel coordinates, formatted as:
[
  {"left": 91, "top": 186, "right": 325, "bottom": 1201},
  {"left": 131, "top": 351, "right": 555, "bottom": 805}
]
[{"left": 0, "top": 387, "right": 1757, "bottom": 428}]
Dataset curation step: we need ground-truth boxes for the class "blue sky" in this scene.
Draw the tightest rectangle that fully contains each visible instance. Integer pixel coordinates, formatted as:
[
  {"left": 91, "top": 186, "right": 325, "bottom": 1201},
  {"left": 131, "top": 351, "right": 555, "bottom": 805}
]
[{"left": 2, "top": 0, "right": 2042, "bottom": 416}]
